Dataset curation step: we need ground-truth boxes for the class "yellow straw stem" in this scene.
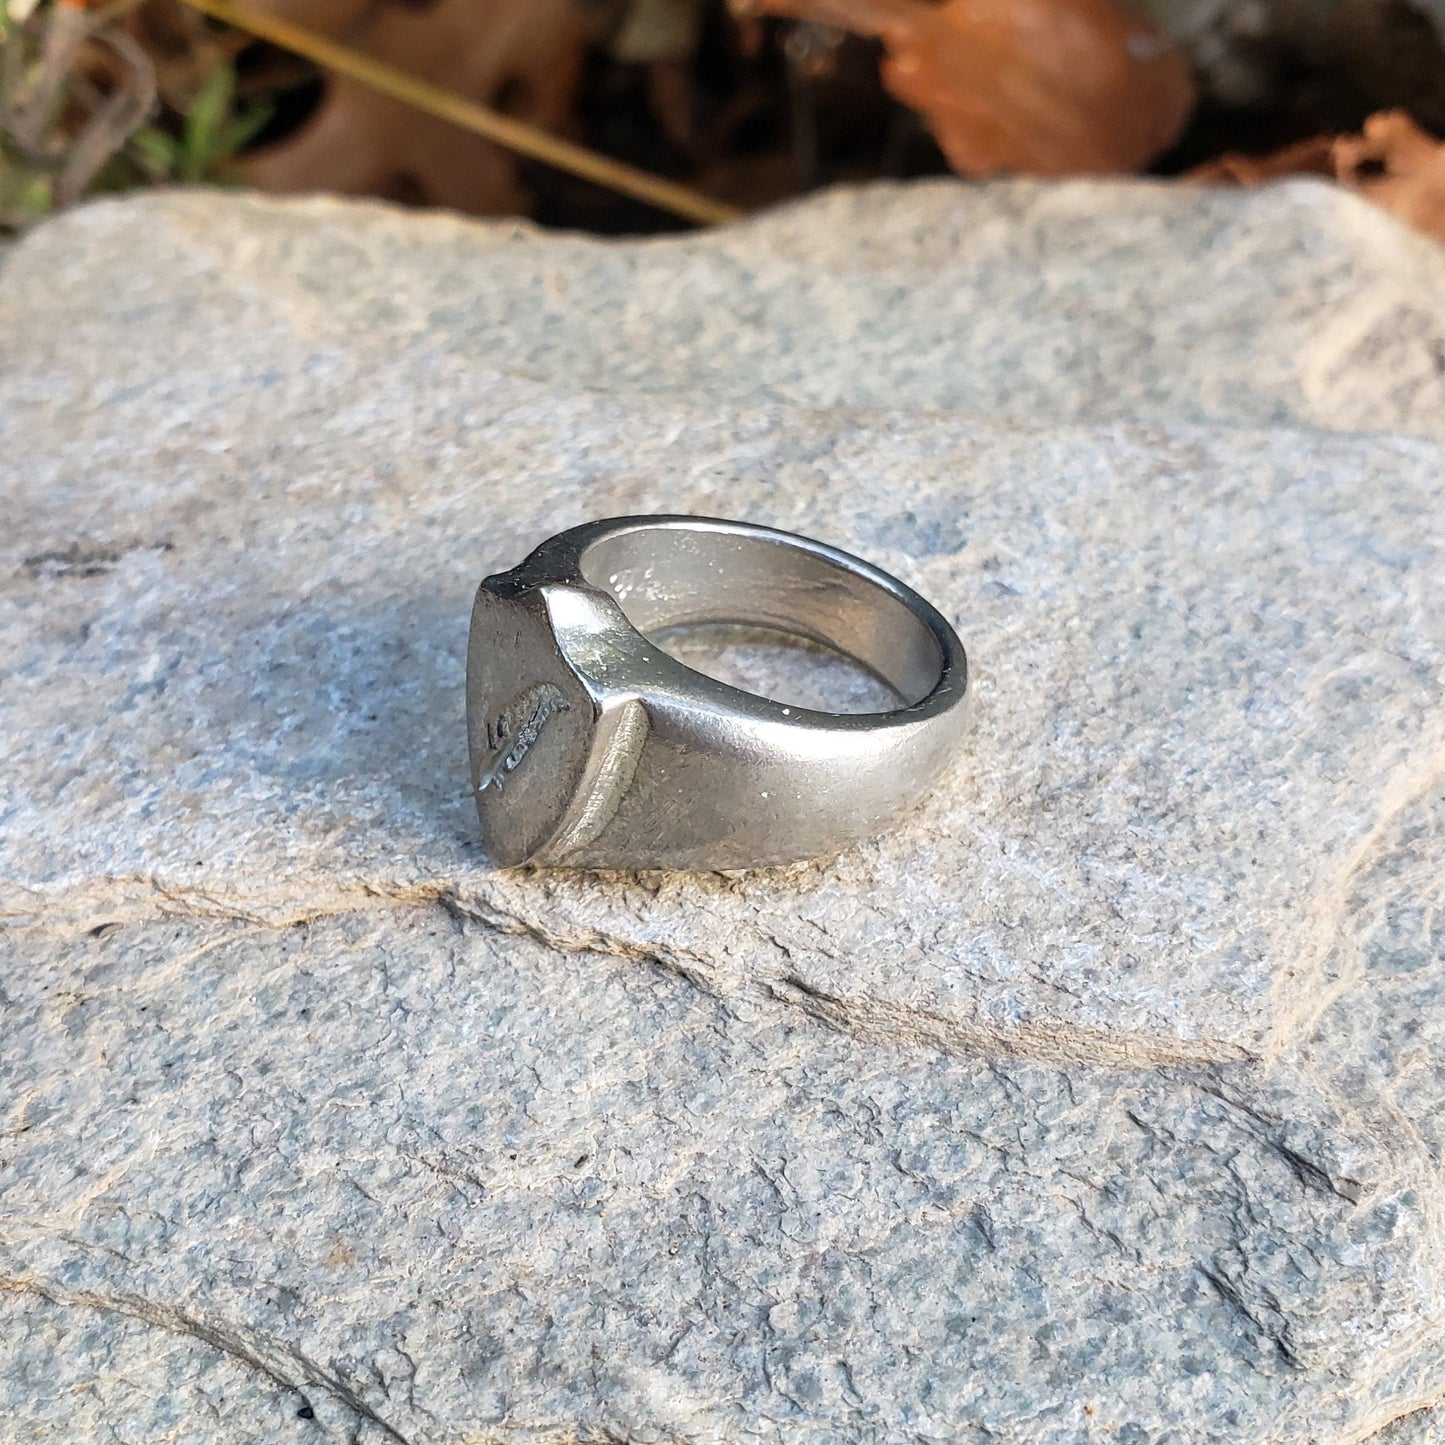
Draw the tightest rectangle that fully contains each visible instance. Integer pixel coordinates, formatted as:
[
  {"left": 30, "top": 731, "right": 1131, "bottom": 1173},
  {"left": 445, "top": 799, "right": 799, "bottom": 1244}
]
[{"left": 174, "top": 0, "right": 744, "bottom": 227}]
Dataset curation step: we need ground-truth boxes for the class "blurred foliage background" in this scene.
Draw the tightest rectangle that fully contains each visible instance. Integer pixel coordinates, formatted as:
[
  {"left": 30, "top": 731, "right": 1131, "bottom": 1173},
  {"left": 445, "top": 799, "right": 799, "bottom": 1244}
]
[{"left": 2, "top": 0, "right": 1443, "bottom": 235}]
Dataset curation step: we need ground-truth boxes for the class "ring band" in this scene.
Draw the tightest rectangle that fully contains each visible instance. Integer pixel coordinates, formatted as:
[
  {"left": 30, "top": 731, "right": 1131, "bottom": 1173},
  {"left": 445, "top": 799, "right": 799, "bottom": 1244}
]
[{"left": 466, "top": 515, "right": 969, "bottom": 869}]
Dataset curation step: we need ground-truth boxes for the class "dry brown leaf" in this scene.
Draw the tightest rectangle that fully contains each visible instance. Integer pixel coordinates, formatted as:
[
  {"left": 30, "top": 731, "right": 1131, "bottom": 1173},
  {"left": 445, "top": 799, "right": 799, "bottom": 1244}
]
[
  {"left": 119, "top": 0, "right": 241, "bottom": 113},
  {"left": 1334, "top": 110, "right": 1445, "bottom": 243},
  {"left": 733, "top": 0, "right": 1195, "bottom": 176},
  {"left": 243, "top": 0, "right": 592, "bottom": 214},
  {"left": 1191, "top": 110, "right": 1445, "bottom": 245},
  {"left": 1187, "top": 135, "right": 1334, "bottom": 186}
]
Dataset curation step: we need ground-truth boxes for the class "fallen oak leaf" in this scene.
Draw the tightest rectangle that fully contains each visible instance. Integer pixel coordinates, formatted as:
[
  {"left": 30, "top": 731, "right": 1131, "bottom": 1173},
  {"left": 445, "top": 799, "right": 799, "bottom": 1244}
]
[
  {"left": 732, "top": 0, "right": 1195, "bottom": 176},
  {"left": 1334, "top": 110, "right": 1445, "bottom": 243},
  {"left": 242, "top": 0, "right": 593, "bottom": 215},
  {"left": 1187, "top": 134, "right": 1333, "bottom": 186},
  {"left": 1190, "top": 110, "right": 1445, "bottom": 245}
]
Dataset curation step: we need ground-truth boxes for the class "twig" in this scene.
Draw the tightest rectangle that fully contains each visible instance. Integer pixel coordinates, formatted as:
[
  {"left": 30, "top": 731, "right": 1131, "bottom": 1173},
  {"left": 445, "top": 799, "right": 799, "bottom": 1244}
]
[{"left": 172, "top": 0, "right": 744, "bottom": 227}]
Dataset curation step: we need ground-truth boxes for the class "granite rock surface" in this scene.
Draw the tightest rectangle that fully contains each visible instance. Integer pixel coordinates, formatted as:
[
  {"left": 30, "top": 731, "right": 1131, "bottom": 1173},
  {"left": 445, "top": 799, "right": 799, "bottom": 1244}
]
[{"left": 2, "top": 179, "right": 1444, "bottom": 1443}]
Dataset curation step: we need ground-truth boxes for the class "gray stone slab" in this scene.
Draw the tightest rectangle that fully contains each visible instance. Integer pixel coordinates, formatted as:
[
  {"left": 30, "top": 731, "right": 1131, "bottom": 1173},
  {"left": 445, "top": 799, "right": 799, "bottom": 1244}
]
[
  {"left": 0, "top": 908, "right": 1440, "bottom": 1443},
  {"left": 2, "top": 180, "right": 1444, "bottom": 1440},
  {"left": 3, "top": 180, "right": 1444, "bottom": 437}
]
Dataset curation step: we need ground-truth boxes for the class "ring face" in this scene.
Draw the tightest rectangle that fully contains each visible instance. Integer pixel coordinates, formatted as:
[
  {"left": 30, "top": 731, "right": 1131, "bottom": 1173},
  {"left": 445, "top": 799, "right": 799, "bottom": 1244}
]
[
  {"left": 466, "top": 515, "right": 970, "bottom": 871},
  {"left": 465, "top": 584, "right": 600, "bottom": 867}
]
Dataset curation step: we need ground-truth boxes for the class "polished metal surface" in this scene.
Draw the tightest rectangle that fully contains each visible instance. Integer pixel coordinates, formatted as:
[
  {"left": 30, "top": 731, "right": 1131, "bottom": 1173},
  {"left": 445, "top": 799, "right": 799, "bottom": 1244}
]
[{"left": 466, "top": 515, "right": 970, "bottom": 869}]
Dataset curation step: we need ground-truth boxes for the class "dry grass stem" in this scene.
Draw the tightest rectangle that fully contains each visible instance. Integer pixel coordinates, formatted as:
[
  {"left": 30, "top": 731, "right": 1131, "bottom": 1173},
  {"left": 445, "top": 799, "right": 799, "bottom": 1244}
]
[{"left": 174, "top": 0, "right": 743, "bottom": 225}]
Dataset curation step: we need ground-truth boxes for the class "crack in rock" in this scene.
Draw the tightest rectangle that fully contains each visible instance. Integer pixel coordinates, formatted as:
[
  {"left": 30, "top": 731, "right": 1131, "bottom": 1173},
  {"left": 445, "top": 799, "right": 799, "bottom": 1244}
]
[{"left": 0, "top": 1274, "right": 412, "bottom": 1444}]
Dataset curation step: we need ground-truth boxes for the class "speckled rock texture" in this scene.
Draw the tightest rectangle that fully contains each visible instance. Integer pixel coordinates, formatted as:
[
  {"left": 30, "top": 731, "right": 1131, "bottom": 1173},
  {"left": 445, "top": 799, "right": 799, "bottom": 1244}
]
[{"left": 2, "top": 179, "right": 1443, "bottom": 1443}]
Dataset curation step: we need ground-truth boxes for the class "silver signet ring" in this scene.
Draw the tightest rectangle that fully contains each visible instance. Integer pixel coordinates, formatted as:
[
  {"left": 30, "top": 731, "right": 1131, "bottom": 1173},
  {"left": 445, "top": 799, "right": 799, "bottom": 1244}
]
[{"left": 466, "top": 515, "right": 970, "bottom": 870}]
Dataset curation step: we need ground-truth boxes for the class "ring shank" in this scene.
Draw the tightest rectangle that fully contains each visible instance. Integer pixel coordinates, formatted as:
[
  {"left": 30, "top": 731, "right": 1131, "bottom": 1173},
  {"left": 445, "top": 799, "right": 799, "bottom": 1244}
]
[{"left": 578, "top": 522, "right": 945, "bottom": 707}]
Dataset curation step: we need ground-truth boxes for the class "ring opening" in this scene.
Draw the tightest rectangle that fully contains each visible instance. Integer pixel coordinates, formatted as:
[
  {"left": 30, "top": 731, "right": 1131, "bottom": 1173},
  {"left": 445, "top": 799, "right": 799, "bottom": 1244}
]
[
  {"left": 579, "top": 523, "right": 944, "bottom": 706},
  {"left": 649, "top": 621, "right": 903, "bottom": 714}
]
